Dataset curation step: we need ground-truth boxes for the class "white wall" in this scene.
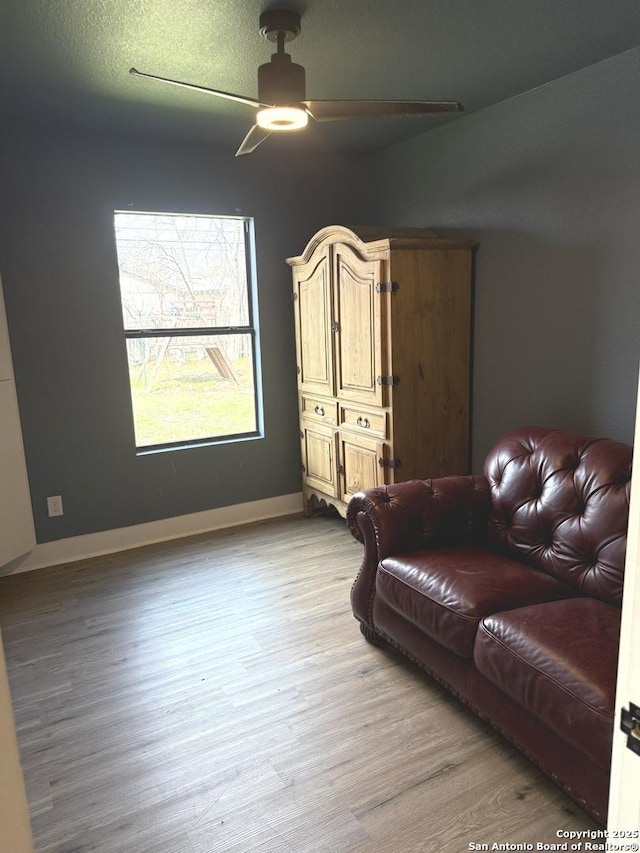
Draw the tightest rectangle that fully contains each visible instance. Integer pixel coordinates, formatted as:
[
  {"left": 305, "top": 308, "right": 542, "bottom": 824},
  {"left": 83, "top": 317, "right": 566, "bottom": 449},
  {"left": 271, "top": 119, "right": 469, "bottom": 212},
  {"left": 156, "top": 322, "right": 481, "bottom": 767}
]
[
  {"left": 0, "top": 277, "right": 36, "bottom": 849},
  {"left": 608, "top": 368, "right": 640, "bottom": 827},
  {"left": 0, "top": 274, "right": 35, "bottom": 566}
]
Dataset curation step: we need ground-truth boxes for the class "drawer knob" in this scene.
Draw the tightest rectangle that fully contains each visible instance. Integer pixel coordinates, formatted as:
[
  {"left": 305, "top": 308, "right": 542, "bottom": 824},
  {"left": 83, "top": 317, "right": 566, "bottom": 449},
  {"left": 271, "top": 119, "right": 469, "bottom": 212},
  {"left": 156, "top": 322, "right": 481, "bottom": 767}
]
[
  {"left": 356, "top": 416, "right": 370, "bottom": 429},
  {"left": 314, "top": 405, "right": 325, "bottom": 417}
]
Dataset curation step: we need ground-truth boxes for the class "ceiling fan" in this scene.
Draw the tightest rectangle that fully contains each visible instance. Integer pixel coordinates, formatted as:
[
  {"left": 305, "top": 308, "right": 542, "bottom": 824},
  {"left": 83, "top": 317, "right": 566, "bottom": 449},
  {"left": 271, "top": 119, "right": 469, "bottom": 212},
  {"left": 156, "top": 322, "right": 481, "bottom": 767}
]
[{"left": 130, "top": 8, "right": 463, "bottom": 157}]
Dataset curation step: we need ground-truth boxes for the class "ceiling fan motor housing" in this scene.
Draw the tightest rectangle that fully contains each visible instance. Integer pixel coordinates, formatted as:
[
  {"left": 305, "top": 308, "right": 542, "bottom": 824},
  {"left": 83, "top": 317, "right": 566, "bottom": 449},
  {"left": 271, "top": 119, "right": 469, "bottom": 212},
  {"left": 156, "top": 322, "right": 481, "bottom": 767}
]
[
  {"left": 259, "top": 9, "right": 301, "bottom": 43},
  {"left": 258, "top": 53, "right": 306, "bottom": 106}
]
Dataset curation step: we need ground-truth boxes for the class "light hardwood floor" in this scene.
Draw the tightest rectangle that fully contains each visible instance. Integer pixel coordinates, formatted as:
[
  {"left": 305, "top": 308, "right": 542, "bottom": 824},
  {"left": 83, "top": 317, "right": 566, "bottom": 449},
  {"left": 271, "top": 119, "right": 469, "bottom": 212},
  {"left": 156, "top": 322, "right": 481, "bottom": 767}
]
[{"left": 0, "top": 514, "right": 597, "bottom": 852}]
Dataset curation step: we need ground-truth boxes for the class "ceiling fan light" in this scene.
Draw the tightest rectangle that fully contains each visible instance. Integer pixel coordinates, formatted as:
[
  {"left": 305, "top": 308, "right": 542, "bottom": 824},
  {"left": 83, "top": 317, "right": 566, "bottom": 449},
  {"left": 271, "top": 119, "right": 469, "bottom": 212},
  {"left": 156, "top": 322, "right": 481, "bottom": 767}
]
[{"left": 256, "top": 106, "right": 308, "bottom": 131}]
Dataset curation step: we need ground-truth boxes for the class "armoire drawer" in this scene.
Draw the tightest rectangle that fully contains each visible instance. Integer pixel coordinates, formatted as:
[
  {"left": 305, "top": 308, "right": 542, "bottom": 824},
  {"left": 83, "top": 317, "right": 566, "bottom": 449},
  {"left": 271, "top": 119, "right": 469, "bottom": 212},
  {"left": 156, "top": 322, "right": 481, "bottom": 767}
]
[
  {"left": 339, "top": 404, "right": 387, "bottom": 438},
  {"left": 300, "top": 394, "right": 338, "bottom": 426}
]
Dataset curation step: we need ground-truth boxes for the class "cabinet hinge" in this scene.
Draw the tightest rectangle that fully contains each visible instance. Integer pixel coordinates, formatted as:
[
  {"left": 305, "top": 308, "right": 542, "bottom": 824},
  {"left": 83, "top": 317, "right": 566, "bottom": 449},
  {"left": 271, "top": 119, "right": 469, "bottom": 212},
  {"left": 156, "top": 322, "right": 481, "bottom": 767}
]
[
  {"left": 620, "top": 702, "right": 640, "bottom": 756},
  {"left": 376, "top": 281, "right": 399, "bottom": 293},
  {"left": 376, "top": 374, "right": 400, "bottom": 386},
  {"left": 331, "top": 321, "right": 340, "bottom": 333},
  {"left": 337, "top": 464, "right": 345, "bottom": 475},
  {"left": 292, "top": 292, "right": 298, "bottom": 301},
  {"left": 300, "top": 463, "right": 306, "bottom": 473},
  {"left": 379, "top": 457, "right": 402, "bottom": 469}
]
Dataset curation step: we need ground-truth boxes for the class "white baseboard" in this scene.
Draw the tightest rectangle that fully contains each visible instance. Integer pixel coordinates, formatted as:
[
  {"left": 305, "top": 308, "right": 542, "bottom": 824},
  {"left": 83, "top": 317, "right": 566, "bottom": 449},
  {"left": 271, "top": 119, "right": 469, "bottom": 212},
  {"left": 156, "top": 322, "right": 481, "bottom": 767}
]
[{"left": 8, "top": 493, "right": 303, "bottom": 574}]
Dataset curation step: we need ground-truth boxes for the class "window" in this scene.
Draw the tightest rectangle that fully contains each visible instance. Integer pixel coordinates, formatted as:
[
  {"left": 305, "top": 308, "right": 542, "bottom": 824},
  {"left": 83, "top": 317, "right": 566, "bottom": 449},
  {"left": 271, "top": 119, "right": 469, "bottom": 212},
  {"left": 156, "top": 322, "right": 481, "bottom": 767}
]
[{"left": 113, "top": 211, "right": 262, "bottom": 451}]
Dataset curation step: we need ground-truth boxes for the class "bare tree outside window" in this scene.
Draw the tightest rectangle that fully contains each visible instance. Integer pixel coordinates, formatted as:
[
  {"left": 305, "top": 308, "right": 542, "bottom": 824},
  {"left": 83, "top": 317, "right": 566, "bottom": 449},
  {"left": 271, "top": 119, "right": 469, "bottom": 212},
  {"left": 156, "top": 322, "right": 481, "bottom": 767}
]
[{"left": 113, "top": 211, "right": 262, "bottom": 450}]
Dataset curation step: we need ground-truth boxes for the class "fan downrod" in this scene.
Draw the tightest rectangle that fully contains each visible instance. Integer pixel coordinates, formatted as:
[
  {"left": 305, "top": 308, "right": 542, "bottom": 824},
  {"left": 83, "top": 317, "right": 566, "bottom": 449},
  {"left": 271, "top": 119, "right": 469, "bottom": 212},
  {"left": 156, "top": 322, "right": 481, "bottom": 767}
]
[{"left": 259, "top": 9, "right": 301, "bottom": 43}]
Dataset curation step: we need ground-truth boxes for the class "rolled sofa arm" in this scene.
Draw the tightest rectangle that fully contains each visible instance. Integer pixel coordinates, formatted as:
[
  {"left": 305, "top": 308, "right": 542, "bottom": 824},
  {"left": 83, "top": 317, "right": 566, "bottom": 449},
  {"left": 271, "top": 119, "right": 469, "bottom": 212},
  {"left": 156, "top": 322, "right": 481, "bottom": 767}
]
[{"left": 347, "top": 475, "right": 491, "bottom": 626}]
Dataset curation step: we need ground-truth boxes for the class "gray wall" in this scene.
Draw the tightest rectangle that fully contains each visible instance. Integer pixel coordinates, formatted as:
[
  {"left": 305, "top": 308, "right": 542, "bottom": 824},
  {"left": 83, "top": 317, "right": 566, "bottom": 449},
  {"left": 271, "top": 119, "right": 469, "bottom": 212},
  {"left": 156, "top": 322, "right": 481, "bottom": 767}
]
[
  {"left": 0, "top": 119, "right": 358, "bottom": 542},
  {"left": 356, "top": 47, "right": 640, "bottom": 469},
  {"left": 3, "top": 45, "right": 640, "bottom": 543}
]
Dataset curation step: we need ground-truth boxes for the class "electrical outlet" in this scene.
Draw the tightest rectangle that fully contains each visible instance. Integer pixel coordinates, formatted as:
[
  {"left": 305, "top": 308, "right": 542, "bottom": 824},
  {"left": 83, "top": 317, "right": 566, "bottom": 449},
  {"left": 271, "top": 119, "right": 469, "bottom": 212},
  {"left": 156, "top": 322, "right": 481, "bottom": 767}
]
[{"left": 47, "top": 495, "right": 64, "bottom": 517}]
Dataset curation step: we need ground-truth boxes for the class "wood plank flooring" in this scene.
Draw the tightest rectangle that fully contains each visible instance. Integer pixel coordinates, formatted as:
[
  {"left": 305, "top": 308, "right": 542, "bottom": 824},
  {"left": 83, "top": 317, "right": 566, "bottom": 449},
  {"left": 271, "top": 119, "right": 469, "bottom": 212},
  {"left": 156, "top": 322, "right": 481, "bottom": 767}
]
[{"left": 0, "top": 514, "right": 597, "bottom": 852}]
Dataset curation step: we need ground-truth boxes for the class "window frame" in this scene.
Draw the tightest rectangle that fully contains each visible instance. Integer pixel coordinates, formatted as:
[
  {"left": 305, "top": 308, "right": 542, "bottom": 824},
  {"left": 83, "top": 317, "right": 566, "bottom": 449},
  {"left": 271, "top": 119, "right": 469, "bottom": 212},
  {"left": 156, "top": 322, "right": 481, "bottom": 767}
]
[{"left": 114, "top": 210, "right": 263, "bottom": 454}]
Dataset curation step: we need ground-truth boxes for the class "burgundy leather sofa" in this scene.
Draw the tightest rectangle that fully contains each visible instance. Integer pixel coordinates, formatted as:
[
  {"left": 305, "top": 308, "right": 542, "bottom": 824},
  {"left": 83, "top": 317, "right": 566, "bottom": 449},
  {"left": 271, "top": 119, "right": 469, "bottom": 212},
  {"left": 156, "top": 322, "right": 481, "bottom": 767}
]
[{"left": 347, "top": 426, "right": 632, "bottom": 824}]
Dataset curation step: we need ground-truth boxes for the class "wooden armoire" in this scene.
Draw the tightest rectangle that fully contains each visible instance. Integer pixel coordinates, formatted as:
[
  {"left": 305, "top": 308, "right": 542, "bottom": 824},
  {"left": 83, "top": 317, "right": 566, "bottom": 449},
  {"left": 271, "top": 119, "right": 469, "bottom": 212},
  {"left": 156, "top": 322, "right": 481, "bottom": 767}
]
[{"left": 287, "top": 225, "right": 477, "bottom": 518}]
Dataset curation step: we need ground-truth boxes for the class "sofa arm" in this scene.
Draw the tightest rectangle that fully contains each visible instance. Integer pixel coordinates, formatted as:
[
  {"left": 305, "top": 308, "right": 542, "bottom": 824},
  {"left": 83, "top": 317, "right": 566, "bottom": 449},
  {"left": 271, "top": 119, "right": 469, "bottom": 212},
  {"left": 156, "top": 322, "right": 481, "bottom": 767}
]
[{"left": 347, "top": 475, "right": 491, "bottom": 626}]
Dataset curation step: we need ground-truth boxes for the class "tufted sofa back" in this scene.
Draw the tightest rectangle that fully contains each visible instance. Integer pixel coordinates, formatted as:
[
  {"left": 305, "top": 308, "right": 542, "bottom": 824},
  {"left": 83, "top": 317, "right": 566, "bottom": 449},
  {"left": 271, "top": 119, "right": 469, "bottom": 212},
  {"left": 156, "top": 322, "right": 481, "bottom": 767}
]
[{"left": 484, "top": 426, "right": 632, "bottom": 606}]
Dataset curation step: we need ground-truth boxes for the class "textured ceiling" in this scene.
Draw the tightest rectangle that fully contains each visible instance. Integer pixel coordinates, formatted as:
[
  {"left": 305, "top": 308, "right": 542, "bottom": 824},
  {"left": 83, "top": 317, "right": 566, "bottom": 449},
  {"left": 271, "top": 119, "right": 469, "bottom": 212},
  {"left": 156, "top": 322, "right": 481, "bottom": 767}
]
[{"left": 1, "top": 0, "right": 640, "bottom": 157}]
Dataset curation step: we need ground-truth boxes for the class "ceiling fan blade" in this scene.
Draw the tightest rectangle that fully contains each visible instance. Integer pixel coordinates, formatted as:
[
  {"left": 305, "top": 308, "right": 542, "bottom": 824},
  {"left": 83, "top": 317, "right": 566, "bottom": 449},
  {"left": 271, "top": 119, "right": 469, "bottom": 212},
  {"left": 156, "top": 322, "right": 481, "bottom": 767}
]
[
  {"left": 235, "top": 125, "right": 271, "bottom": 157},
  {"left": 129, "top": 67, "right": 270, "bottom": 109},
  {"left": 303, "top": 99, "right": 463, "bottom": 122}
]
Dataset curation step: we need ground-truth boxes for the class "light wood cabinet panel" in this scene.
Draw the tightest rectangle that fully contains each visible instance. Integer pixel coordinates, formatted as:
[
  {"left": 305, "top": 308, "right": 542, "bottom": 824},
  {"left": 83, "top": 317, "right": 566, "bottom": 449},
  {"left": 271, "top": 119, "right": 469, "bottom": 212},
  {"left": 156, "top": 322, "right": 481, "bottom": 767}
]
[
  {"left": 288, "top": 226, "right": 476, "bottom": 518},
  {"left": 339, "top": 432, "right": 387, "bottom": 504},
  {"left": 338, "top": 403, "right": 387, "bottom": 439},
  {"left": 300, "top": 394, "right": 338, "bottom": 426},
  {"left": 300, "top": 420, "right": 338, "bottom": 498},
  {"left": 293, "top": 249, "right": 334, "bottom": 397},
  {"left": 333, "top": 245, "right": 385, "bottom": 407}
]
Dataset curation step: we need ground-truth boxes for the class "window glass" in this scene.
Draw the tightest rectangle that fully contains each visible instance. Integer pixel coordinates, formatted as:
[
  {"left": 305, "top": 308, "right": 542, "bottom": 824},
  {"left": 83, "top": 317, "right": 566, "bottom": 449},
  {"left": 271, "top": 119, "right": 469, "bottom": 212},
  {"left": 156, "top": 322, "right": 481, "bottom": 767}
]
[{"left": 114, "top": 212, "right": 261, "bottom": 451}]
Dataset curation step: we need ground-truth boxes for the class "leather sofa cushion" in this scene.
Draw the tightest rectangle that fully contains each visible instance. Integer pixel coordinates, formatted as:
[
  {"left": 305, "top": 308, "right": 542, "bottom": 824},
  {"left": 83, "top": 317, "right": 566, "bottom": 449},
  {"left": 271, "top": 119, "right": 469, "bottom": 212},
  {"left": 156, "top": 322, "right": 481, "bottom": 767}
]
[
  {"left": 474, "top": 598, "right": 620, "bottom": 768},
  {"left": 376, "top": 547, "right": 576, "bottom": 659},
  {"left": 484, "top": 426, "right": 631, "bottom": 606}
]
